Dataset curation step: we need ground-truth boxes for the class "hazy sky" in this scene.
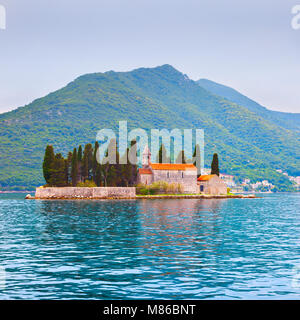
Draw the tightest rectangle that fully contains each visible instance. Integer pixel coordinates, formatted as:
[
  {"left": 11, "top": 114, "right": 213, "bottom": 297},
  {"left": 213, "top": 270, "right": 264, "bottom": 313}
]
[{"left": 0, "top": 0, "right": 299, "bottom": 113}]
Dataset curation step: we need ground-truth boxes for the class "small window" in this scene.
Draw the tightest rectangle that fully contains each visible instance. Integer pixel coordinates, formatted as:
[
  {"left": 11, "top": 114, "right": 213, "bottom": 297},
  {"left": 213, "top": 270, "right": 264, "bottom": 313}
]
[
  {"left": 200, "top": 185, "right": 204, "bottom": 192},
  {"left": 167, "top": 171, "right": 169, "bottom": 178},
  {"left": 182, "top": 172, "right": 184, "bottom": 178}
]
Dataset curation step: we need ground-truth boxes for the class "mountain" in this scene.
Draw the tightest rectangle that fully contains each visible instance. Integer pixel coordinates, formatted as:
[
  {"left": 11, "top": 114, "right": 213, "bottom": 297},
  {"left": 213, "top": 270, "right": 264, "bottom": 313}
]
[
  {"left": 0, "top": 64, "right": 299, "bottom": 191},
  {"left": 197, "top": 79, "right": 300, "bottom": 133}
]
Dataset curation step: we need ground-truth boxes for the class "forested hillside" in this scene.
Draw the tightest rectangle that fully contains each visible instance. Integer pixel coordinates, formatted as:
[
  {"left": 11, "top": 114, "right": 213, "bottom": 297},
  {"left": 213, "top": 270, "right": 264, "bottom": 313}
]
[{"left": 0, "top": 65, "right": 299, "bottom": 190}]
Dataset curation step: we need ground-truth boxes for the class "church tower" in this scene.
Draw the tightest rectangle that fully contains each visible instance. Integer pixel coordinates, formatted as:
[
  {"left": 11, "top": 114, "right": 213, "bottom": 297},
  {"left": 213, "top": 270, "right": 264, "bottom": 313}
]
[{"left": 142, "top": 145, "right": 151, "bottom": 168}]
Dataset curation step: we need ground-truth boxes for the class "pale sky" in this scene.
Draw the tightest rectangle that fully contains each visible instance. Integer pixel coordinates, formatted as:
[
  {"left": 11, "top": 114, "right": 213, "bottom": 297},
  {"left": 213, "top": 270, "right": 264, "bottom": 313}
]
[{"left": 0, "top": 0, "right": 299, "bottom": 114}]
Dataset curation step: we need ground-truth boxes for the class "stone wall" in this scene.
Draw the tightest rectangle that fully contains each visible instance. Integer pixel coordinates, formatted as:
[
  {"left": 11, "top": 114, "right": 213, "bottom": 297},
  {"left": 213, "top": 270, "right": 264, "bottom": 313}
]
[
  {"left": 35, "top": 187, "right": 136, "bottom": 199},
  {"left": 152, "top": 170, "right": 198, "bottom": 193}
]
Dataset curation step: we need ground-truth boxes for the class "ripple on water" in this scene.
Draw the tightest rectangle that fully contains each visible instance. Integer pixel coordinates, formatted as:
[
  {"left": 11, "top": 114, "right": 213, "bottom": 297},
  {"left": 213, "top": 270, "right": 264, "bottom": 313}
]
[{"left": 0, "top": 193, "right": 300, "bottom": 299}]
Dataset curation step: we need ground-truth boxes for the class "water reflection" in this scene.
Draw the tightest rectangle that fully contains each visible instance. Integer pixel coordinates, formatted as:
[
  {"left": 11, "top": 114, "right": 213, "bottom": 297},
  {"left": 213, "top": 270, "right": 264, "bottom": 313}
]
[
  {"left": 139, "top": 199, "right": 222, "bottom": 248},
  {"left": 0, "top": 194, "right": 300, "bottom": 299}
]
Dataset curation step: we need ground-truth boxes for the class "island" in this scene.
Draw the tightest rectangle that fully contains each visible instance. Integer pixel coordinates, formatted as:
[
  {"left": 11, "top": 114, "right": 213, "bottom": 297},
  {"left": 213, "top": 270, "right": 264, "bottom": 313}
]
[{"left": 26, "top": 142, "right": 256, "bottom": 200}]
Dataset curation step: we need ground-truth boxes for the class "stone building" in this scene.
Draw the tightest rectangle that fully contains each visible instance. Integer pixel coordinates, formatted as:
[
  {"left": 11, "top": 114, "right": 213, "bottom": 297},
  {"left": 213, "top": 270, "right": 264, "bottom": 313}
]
[
  {"left": 138, "top": 146, "right": 198, "bottom": 193},
  {"left": 197, "top": 175, "right": 227, "bottom": 195}
]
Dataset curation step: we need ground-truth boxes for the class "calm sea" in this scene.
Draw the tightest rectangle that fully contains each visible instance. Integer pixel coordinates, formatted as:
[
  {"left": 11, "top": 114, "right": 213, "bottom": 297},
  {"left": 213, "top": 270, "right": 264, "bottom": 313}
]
[{"left": 0, "top": 193, "right": 299, "bottom": 299}]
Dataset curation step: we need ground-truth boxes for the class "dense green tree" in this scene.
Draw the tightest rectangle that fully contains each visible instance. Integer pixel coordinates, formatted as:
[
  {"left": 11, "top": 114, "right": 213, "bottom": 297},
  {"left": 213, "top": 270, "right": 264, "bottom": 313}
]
[
  {"left": 129, "top": 140, "right": 138, "bottom": 185},
  {"left": 100, "top": 139, "right": 136, "bottom": 187},
  {"left": 107, "top": 163, "right": 118, "bottom": 186},
  {"left": 65, "top": 151, "right": 73, "bottom": 185},
  {"left": 95, "top": 164, "right": 102, "bottom": 186},
  {"left": 49, "top": 153, "right": 67, "bottom": 187},
  {"left": 77, "top": 145, "right": 83, "bottom": 162},
  {"left": 106, "top": 140, "right": 121, "bottom": 186},
  {"left": 101, "top": 140, "right": 115, "bottom": 186},
  {"left": 120, "top": 147, "right": 132, "bottom": 187},
  {"left": 101, "top": 152, "right": 109, "bottom": 187},
  {"left": 76, "top": 145, "right": 83, "bottom": 182},
  {"left": 42, "top": 145, "right": 55, "bottom": 184},
  {"left": 71, "top": 148, "right": 78, "bottom": 186},
  {"left": 114, "top": 145, "right": 122, "bottom": 186},
  {"left": 92, "top": 142, "right": 102, "bottom": 186},
  {"left": 211, "top": 153, "right": 220, "bottom": 176},
  {"left": 92, "top": 141, "right": 99, "bottom": 181},
  {"left": 118, "top": 139, "right": 138, "bottom": 187},
  {"left": 82, "top": 143, "right": 93, "bottom": 181},
  {"left": 128, "top": 139, "right": 138, "bottom": 166},
  {"left": 42, "top": 138, "right": 183, "bottom": 188}
]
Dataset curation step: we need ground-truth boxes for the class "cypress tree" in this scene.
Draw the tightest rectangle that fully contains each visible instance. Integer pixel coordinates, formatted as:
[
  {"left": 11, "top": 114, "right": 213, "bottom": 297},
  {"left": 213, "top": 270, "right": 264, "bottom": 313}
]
[
  {"left": 95, "top": 164, "right": 102, "bottom": 186},
  {"left": 92, "top": 141, "right": 99, "bottom": 181},
  {"left": 119, "top": 149, "right": 127, "bottom": 186},
  {"left": 119, "top": 147, "right": 131, "bottom": 187},
  {"left": 102, "top": 147, "right": 109, "bottom": 187},
  {"left": 193, "top": 144, "right": 201, "bottom": 177},
  {"left": 77, "top": 145, "right": 83, "bottom": 182},
  {"left": 157, "top": 143, "right": 168, "bottom": 163},
  {"left": 115, "top": 144, "right": 122, "bottom": 186},
  {"left": 211, "top": 153, "right": 220, "bottom": 176},
  {"left": 128, "top": 139, "right": 138, "bottom": 186},
  {"left": 175, "top": 150, "right": 186, "bottom": 164},
  {"left": 83, "top": 144, "right": 93, "bottom": 181},
  {"left": 107, "top": 164, "right": 117, "bottom": 186},
  {"left": 131, "top": 140, "right": 138, "bottom": 186},
  {"left": 93, "top": 141, "right": 102, "bottom": 186},
  {"left": 128, "top": 139, "right": 138, "bottom": 165},
  {"left": 71, "top": 148, "right": 78, "bottom": 186},
  {"left": 43, "top": 145, "right": 55, "bottom": 184},
  {"left": 107, "top": 140, "right": 121, "bottom": 186},
  {"left": 65, "top": 151, "right": 73, "bottom": 185},
  {"left": 102, "top": 139, "right": 117, "bottom": 186},
  {"left": 49, "top": 153, "right": 66, "bottom": 187},
  {"left": 77, "top": 145, "right": 83, "bottom": 162}
]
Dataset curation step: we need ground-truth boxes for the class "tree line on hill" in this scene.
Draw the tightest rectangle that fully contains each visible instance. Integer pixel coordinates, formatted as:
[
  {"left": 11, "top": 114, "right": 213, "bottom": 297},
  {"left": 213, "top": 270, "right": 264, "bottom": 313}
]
[{"left": 42, "top": 140, "right": 219, "bottom": 187}]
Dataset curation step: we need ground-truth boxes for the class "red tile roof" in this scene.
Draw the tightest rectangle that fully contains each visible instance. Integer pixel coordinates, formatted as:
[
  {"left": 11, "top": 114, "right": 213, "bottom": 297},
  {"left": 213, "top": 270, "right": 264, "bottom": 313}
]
[
  {"left": 197, "top": 174, "right": 216, "bottom": 181},
  {"left": 139, "top": 168, "right": 152, "bottom": 175},
  {"left": 150, "top": 163, "right": 197, "bottom": 171}
]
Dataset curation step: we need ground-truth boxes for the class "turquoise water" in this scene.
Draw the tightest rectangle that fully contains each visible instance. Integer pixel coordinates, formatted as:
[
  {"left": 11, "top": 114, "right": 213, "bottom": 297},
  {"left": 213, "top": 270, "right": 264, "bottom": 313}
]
[{"left": 0, "top": 193, "right": 299, "bottom": 299}]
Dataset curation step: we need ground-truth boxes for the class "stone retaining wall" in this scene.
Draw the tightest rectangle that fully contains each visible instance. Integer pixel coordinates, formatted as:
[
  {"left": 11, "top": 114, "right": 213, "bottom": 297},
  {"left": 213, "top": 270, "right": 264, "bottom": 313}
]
[{"left": 35, "top": 187, "right": 136, "bottom": 199}]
